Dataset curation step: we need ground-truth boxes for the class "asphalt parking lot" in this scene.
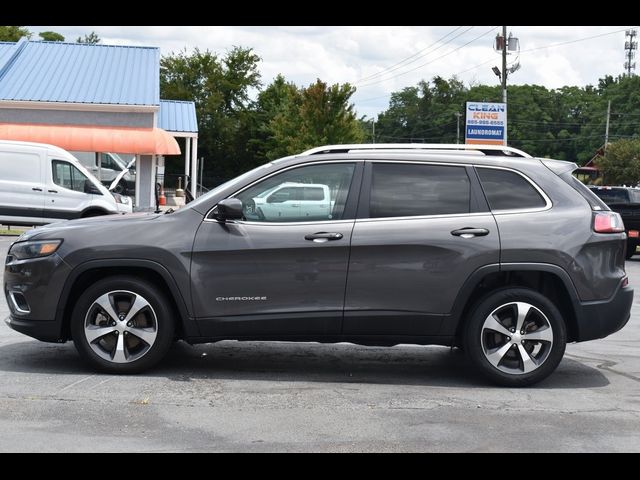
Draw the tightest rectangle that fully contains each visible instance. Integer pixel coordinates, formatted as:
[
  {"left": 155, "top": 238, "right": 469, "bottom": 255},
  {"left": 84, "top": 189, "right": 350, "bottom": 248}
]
[{"left": 0, "top": 236, "right": 639, "bottom": 452}]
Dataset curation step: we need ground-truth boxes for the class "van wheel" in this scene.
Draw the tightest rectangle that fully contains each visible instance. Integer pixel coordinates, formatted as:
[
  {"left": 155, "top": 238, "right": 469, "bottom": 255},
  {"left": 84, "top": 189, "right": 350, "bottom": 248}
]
[
  {"left": 464, "top": 288, "right": 566, "bottom": 387},
  {"left": 71, "top": 276, "right": 175, "bottom": 373},
  {"left": 81, "top": 209, "right": 105, "bottom": 218}
]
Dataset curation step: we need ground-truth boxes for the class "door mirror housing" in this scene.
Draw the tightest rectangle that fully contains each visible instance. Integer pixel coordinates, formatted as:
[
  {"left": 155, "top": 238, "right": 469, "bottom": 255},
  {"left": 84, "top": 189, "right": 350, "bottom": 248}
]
[
  {"left": 84, "top": 180, "right": 102, "bottom": 194},
  {"left": 214, "top": 198, "right": 244, "bottom": 221}
]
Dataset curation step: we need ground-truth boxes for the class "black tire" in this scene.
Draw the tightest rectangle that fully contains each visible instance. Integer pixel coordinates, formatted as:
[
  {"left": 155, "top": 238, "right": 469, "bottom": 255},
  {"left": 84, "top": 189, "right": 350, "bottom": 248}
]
[
  {"left": 463, "top": 288, "right": 567, "bottom": 387},
  {"left": 626, "top": 242, "right": 636, "bottom": 260},
  {"left": 71, "top": 276, "right": 175, "bottom": 374},
  {"left": 81, "top": 209, "right": 106, "bottom": 218}
]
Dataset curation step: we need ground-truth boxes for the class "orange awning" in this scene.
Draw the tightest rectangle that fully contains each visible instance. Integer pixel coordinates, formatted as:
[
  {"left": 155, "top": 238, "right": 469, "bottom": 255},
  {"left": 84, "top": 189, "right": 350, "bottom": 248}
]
[{"left": 0, "top": 123, "right": 181, "bottom": 155}]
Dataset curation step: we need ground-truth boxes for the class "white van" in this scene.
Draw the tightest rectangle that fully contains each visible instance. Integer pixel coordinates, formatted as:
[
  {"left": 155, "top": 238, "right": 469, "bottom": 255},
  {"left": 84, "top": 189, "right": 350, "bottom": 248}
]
[{"left": 0, "top": 140, "right": 132, "bottom": 226}]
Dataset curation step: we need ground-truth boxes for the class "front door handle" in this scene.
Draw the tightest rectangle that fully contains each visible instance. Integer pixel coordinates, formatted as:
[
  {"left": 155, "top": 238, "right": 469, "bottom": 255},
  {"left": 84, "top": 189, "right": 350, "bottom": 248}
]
[
  {"left": 32, "top": 187, "right": 43, "bottom": 191},
  {"left": 305, "top": 232, "right": 343, "bottom": 243},
  {"left": 451, "top": 227, "right": 490, "bottom": 238},
  {"left": 48, "top": 189, "right": 58, "bottom": 193}
]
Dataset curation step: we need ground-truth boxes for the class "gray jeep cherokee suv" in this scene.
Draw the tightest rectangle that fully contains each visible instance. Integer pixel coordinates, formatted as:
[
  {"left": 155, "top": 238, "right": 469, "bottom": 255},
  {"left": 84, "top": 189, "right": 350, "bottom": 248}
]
[{"left": 4, "top": 144, "right": 633, "bottom": 386}]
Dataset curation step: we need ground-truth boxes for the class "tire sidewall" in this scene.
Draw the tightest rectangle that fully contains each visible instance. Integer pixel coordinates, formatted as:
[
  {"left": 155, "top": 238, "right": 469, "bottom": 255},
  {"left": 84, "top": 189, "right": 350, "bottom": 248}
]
[
  {"left": 464, "top": 288, "right": 567, "bottom": 387},
  {"left": 71, "top": 276, "right": 175, "bottom": 374}
]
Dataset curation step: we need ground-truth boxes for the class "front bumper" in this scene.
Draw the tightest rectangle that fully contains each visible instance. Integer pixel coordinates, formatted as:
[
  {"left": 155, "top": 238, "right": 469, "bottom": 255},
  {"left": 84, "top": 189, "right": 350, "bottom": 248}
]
[
  {"left": 4, "top": 252, "right": 71, "bottom": 343},
  {"left": 5, "top": 316, "right": 63, "bottom": 342},
  {"left": 575, "top": 283, "right": 633, "bottom": 342}
]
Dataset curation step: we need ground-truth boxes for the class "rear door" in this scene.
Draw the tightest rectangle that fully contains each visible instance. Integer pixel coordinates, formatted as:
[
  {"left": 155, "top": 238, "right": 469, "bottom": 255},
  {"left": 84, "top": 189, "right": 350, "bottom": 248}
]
[
  {"left": 0, "top": 147, "right": 44, "bottom": 225},
  {"left": 344, "top": 160, "right": 499, "bottom": 335}
]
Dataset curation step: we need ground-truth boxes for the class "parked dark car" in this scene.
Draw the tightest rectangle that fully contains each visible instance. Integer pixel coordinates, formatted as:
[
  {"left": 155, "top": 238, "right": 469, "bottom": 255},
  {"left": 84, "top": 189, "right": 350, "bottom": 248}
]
[
  {"left": 588, "top": 185, "right": 640, "bottom": 259},
  {"left": 4, "top": 144, "right": 633, "bottom": 386}
]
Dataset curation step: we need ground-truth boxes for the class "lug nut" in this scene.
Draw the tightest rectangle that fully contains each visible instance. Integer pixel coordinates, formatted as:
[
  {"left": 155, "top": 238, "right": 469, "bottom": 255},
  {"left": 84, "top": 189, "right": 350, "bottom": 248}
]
[
  {"left": 115, "top": 331, "right": 119, "bottom": 335},
  {"left": 510, "top": 328, "right": 515, "bottom": 333},
  {"left": 507, "top": 336, "right": 511, "bottom": 341},
  {"left": 127, "top": 322, "right": 132, "bottom": 327},
  {"left": 521, "top": 340, "right": 525, "bottom": 344},
  {"left": 111, "top": 321, "right": 116, "bottom": 326}
]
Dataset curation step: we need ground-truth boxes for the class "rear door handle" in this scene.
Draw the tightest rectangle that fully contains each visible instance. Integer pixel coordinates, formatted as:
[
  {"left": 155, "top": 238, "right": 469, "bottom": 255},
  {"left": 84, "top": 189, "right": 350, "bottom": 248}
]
[
  {"left": 451, "top": 227, "right": 490, "bottom": 238},
  {"left": 48, "top": 189, "right": 58, "bottom": 193},
  {"left": 32, "top": 187, "right": 43, "bottom": 191},
  {"left": 305, "top": 232, "right": 343, "bottom": 243}
]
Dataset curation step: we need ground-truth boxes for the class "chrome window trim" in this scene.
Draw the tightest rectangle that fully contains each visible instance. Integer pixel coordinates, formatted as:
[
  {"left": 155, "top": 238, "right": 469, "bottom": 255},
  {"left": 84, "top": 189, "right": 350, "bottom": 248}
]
[
  {"left": 474, "top": 165, "right": 553, "bottom": 214},
  {"left": 356, "top": 211, "right": 491, "bottom": 223},
  {"left": 204, "top": 160, "right": 361, "bottom": 224}
]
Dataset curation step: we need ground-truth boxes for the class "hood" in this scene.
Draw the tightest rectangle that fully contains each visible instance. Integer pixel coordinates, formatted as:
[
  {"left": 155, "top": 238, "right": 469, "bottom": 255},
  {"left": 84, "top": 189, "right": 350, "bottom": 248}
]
[{"left": 18, "top": 213, "right": 162, "bottom": 241}]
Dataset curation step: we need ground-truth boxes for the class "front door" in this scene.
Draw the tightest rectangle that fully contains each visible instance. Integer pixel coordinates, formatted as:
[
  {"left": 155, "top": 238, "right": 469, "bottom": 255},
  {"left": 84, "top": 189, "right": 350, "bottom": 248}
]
[
  {"left": 46, "top": 158, "right": 93, "bottom": 220},
  {"left": 191, "top": 162, "right": 362, "bottom": 337},
  {"left": 344, "top": 161, "right": 500, "bottom": 336}
]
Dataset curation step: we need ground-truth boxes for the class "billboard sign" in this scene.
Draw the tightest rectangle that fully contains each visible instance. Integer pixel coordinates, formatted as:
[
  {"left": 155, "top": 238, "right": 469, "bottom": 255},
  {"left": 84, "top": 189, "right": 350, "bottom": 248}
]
[{"left": 465, "top": 102, "right": 507, "bottom": 145}]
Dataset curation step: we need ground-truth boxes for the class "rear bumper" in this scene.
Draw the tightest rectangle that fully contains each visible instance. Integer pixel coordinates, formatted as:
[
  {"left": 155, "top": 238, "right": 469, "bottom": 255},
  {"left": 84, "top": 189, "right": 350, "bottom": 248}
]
[{"left": 575, "top": 284, "right": 633, "bottom": 342}]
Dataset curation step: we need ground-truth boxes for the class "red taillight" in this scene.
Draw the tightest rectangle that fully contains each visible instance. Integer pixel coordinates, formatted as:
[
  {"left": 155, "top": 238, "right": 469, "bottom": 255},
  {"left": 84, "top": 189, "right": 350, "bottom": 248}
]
[{"left": 593, "top": 212, "right": 625, "bottom": 233}]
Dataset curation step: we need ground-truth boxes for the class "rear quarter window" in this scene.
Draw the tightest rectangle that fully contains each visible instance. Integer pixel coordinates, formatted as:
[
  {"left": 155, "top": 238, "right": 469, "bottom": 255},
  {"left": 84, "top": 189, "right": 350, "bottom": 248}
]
[{"left": 477, "top": 167, "right": 547, "bottom": 211}]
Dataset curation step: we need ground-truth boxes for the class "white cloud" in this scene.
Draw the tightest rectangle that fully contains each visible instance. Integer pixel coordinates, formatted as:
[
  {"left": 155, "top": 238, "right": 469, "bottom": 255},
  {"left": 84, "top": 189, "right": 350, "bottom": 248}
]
[{"left": 29, "top": 25, "right": 636, "bottom": 119}]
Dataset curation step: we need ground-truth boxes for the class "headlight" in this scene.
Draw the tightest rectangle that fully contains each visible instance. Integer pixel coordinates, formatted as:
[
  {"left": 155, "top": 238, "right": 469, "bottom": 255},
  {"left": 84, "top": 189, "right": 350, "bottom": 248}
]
[
  {"left": 111, "top": 193, "right": 130, "bottom": 204},
  {"left": 9, "top": 240, "right": 62, "bottom": 260}
]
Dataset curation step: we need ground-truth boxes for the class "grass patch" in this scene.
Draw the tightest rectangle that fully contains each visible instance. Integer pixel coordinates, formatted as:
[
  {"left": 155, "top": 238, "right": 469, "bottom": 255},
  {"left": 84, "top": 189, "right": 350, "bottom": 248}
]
[{"left": 0, "top": 228, "right": 24, "bottom": 236}]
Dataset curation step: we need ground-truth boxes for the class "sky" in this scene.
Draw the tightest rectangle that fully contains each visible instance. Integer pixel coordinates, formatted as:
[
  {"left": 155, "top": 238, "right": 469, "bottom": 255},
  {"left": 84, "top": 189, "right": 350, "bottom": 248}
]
[{"left": 29, "top": 26, "right": 639, "bottom": 119}]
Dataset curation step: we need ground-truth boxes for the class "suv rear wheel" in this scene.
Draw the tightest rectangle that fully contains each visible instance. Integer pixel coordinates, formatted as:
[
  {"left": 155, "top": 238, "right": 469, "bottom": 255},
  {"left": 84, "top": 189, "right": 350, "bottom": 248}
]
[
  {"left": 71, "top": 276, "right": 175, "bottom": 373},
  {"left": 464, "top": 288, "right": 567, "bottom": 387}
]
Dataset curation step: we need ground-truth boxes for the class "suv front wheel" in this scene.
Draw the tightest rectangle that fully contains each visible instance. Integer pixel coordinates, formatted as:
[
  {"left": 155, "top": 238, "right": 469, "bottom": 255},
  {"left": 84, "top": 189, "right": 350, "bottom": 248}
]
[
  {"left": 464, "top": 288, "right": 567, "bottom": 387},
  {"left": 71, "top": 276, "right": 175, "bottom": 373}
]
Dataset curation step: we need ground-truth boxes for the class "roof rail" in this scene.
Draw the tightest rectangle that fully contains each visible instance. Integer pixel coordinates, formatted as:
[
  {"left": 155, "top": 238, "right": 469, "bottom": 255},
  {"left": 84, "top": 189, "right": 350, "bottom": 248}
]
[{"left": 299, "top": 143, "right": 532, "bottom": 158}]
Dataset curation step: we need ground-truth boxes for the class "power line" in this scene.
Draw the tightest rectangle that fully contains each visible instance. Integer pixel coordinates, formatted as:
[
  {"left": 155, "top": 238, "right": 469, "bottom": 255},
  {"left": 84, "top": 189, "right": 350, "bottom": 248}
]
[
  {"left": 520, "top": 26, "right": 639, "bottom": 53},
  {"left": 358, "top": 26, "right": 498, "bottom": 88},
  {"left": 355, "top": 26, "right": 468, "bottom": 84}
]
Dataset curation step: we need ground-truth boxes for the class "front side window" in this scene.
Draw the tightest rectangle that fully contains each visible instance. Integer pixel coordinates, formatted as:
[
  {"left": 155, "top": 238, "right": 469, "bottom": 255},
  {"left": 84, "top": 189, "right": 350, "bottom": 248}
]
[
  {"left": 477, "top": 168, "right": 546, "bottom": 211},
  {"left": 369, "top": 163, "right": 471, "bottom": 218},
  {"left": 235, "top": 163, "right": 356, "bottom": 223},
  {"left": 52, "top": 160, "right": 90, "bottom": 193}
]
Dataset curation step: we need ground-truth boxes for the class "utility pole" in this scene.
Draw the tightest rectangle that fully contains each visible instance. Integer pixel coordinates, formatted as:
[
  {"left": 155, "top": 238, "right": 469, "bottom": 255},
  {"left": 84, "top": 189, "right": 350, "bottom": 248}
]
[
  {"left": 455, "top": 112, "right": 462, "bottom": 144},
  {"left": 605, "top": 100, "right": 611, "bottom": 148},
  {"left": 501, "top": 25, "right": 508, "bottom": 104},
  {"left": 624, "top": 29, "right": 637, "bottom": 76}
]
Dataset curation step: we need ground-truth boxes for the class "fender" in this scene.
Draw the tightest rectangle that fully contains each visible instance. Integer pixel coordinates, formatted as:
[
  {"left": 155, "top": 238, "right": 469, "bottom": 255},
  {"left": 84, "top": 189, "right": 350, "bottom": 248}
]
[
  {"left": 443, "top": 262, "right": 581, "bottom": 335},
  {"left": 54, "top": 258, "right": 197, "bottom": 337}
]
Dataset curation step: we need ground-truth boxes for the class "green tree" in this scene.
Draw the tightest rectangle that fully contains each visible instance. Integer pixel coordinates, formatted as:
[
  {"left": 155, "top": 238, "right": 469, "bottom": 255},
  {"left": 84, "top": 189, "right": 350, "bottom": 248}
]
[
  {"left": 598, "top": 139, "right": 640, "bottom": 185},
  {"left": 160, "top": 47, "right": 261, "bottom": 179},
  {"left": 250, "top": 74, "right": 299, "bottom": 160},
  {"left": 376, "top": 76, "right": 467, "bottom": 143},
  {"left": 76, "top": 32, "right": 100, "bottom": 44},
  {"left": 38, "top": 31, "right": 65, "bottom": 42},
  {"left": 265, "top": 79, "right": 365, "bottom": 159},
  {"left": 0, "top": 26, "right": 30, "bottom": 41}
]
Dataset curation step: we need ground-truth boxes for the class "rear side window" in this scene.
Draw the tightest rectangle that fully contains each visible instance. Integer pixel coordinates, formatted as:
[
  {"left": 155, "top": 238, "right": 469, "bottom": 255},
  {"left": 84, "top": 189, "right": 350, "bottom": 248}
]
[
  {"left": 477, "top": 168, "right": 546, "bottom": 211},
  {"left": 370, "top": 163, "right": 470, "bottom": 218}
]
